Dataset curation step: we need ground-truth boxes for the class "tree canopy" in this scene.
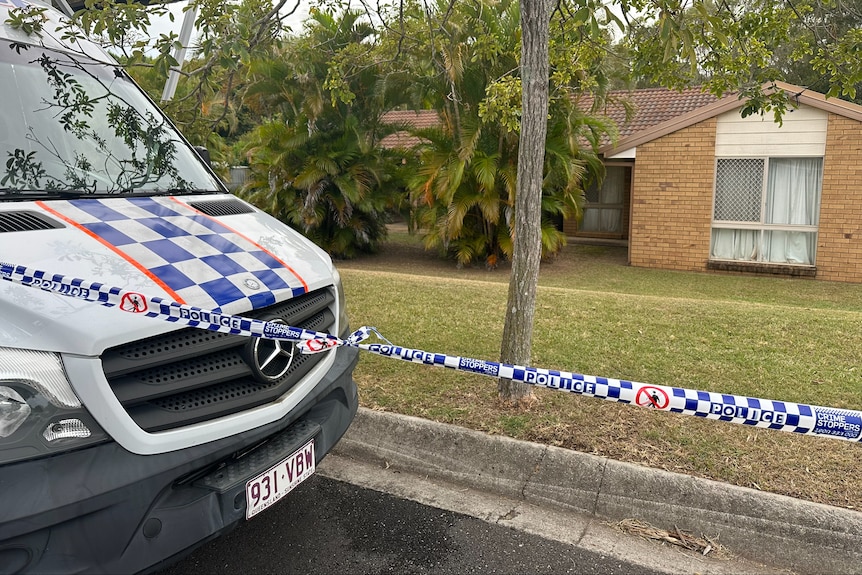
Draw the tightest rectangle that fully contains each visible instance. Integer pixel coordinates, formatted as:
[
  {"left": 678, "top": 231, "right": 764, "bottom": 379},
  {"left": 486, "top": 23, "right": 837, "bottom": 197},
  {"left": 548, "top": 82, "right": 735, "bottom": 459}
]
[{"left": 25, "top": 0, "right": 859, "bottom": 195}]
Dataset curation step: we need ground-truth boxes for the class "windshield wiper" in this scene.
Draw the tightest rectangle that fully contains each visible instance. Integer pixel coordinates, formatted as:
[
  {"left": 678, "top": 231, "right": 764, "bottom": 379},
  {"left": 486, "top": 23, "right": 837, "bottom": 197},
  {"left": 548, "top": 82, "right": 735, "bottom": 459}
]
[
  {"left": 114, "top": 188, "right": 222, "bottom": 197},
  {"left": 0, "top": 187, "right": 223, "bottom": 200},
  {"left": 0, "top": 188, "right": 99, "bottom": 200}
]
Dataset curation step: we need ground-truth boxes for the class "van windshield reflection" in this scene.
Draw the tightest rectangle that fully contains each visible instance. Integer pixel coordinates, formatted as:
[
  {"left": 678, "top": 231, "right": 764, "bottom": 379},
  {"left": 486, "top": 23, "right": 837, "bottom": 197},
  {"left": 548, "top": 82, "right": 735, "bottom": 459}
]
[{"left": 0, "top": 40, "right": 222, "bottom": 196}]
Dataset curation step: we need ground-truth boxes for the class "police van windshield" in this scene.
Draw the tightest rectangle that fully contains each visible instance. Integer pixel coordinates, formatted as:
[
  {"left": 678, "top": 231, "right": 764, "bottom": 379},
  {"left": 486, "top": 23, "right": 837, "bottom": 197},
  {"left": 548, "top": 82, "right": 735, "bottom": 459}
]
[{"left": 0, "top": 39, "right": 223, "bottom": 196}]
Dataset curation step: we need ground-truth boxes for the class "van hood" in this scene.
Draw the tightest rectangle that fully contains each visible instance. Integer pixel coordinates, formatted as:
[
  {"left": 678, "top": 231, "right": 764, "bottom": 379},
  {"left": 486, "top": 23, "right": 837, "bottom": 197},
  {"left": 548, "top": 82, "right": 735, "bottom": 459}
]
[{"left": 0, "top": 194, "right": 335, "bottom": 355}]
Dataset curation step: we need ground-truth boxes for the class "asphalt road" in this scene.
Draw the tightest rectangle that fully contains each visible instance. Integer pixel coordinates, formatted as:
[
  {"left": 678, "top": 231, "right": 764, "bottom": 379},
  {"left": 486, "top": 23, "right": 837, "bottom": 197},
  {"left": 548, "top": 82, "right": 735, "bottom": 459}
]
[{"left": 156, "top": 474, "right": 664, "bottom": 575}]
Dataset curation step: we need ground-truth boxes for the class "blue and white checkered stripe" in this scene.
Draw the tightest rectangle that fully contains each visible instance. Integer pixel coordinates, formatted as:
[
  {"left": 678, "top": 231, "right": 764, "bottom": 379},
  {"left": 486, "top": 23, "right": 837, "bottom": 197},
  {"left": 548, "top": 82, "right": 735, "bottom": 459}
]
[
  {"left": 45, "top": 198, "right": 307, "bottom": 313},
  {"left": 349, "top": 337, "right": 862, "bottom": 443},
  {"left": 0, "top": 262, "right": 340, "bottom": 347},
  {"left": 3, "top": 263, "right": 860, "bottom": 443}
]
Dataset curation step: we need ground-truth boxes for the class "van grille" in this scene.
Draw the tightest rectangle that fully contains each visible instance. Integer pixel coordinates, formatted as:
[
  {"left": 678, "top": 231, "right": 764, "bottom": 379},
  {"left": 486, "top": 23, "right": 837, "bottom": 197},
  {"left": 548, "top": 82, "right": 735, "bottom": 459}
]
[{"left": 101, "top": 288, "right": 336, "bottom": 432}]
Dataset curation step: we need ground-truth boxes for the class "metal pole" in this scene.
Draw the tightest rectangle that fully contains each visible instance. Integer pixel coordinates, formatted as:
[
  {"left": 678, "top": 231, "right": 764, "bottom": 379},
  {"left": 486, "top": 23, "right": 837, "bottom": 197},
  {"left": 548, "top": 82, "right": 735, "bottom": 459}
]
[
  {"left": 161, "top": 2, "right": 198, "bottom": 102},
  {"left": 54, "top": 0, "right": 75, "bottom": 18}
]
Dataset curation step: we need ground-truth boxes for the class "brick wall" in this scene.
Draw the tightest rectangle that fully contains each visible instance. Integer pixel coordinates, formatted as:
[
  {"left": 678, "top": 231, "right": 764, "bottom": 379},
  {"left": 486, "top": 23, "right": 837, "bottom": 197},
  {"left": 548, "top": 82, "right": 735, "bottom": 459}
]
[
  {"left": 629, "top": 118, "right": 717, "bottom": 271},
  {"left": 815, "top": 114, "right": 862, "bottom": 283}
]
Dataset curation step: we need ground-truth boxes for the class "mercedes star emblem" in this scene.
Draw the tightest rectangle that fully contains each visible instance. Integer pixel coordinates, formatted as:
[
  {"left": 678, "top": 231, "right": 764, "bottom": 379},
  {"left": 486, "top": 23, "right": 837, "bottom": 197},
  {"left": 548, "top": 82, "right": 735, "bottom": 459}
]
[{"left": 248, "top": 318, "right": 295, "bottom": 382}]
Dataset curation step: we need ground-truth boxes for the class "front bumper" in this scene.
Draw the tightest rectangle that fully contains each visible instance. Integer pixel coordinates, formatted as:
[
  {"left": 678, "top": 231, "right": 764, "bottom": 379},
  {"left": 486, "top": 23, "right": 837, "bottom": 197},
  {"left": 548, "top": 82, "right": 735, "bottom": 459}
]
[{"left": 0, "top": 345, "right": 359, "bottom": 575}]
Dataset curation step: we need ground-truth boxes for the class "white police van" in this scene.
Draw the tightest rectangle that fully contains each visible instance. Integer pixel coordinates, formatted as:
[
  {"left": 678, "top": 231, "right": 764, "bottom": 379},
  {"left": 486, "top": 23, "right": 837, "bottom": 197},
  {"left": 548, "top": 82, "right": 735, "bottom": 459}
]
[{"left": 0, "top": 1, "right": 358, "bottom": 572}]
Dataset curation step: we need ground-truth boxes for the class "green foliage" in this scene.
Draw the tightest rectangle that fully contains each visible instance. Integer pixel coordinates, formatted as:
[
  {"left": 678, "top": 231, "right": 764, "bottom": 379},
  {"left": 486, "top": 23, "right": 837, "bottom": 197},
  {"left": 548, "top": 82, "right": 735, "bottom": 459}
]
[
  {"left": 624, "top": 0, "right": 862, "bottom": 108},
  {"left": 241, "top": 115, "right": 399, "bottom": 258},
  {"left": 238, "top": 9, "right": 405, "bottom": 258},
  {"left": 54, "top": 0, "right": 284, "bottom": 147},
  {"left": 811, "top": 27, "right": 862, "bottom": 100},
  {"left": 5, "top": 5, "right": 49, "bottom": 36},
  {"left": 397, "top": 0, "right": 613, "bottom": 267}
]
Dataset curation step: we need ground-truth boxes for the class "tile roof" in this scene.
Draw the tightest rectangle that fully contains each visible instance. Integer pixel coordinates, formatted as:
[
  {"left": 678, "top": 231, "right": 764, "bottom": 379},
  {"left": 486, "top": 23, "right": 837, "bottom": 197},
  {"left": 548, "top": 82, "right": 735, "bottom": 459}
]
[
  {"left": 380, "top": 110, "right": 441, "bottom": 149},
  {"left": 600, "top": 81, "right": 862, "bottom": 155},
  {"left": 381, "top": 110, "right": 441, "bottom": 129},
  {"left": 379, "top": 90, "right": 720, "bottom": 149},
  {"left": 378, "top": 83, "right": 862, "bottom": 156},
  {"left": 584, "top": 86, "right": 720, "bottom": 138}
]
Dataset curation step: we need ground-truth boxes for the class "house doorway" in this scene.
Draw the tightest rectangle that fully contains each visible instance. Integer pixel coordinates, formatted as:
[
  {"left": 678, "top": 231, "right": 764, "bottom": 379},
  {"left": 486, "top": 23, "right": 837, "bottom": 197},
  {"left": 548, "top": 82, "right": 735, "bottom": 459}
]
[{"left": 575, "top": 164, "right": 631, "bottom": 240}]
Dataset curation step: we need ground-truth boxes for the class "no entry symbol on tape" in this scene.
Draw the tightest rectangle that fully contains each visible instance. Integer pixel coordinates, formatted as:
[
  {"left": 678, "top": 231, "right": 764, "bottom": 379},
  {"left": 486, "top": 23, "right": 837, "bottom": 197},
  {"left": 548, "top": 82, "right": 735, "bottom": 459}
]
[
  {"left": 636, "top": 386, "right": 669, "bottom": 409},
  {"left": 120, "top": 292, "right": 147, "bottom": 313}
]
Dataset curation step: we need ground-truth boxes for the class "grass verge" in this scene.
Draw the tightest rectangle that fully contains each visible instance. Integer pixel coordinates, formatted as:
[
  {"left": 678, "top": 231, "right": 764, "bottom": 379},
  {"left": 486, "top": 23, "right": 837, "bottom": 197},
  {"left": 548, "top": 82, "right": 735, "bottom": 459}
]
[{"left": 336, "top": 231, "right": 862, "bottom": 510}]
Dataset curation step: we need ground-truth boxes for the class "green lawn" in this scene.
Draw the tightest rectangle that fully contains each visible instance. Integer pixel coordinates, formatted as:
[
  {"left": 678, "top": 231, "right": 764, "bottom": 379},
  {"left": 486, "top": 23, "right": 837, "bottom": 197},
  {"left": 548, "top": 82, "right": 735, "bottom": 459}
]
[{"left": 336, "top": 231, "right": 862, "bottom": 510}]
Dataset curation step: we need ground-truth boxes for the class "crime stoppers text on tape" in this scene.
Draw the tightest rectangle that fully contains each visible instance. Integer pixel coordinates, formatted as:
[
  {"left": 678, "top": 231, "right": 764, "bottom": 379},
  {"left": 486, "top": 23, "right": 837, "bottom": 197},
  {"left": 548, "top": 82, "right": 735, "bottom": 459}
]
[{"left": 2, "top": 261, "right": 861, "bottom": 444}]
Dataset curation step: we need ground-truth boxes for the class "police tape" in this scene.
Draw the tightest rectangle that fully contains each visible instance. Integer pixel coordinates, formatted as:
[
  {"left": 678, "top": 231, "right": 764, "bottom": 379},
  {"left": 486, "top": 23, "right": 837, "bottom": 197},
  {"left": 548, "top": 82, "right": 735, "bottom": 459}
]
[
  {"left": 2, "top": 261, "right": 861, "bottom": 444},
  {"left": 0, "top": 262, "right": 344, "bottom": 350}
]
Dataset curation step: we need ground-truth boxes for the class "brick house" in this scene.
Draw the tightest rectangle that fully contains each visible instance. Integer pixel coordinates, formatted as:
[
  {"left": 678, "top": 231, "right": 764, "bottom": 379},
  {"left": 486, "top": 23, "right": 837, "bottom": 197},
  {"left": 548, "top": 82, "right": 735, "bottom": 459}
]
[
  {"left": 573, "top": 82, "right": 862, "bottom": 282},
  {"left": 563, "top": 86, "right": 719, "bottom": 244}
]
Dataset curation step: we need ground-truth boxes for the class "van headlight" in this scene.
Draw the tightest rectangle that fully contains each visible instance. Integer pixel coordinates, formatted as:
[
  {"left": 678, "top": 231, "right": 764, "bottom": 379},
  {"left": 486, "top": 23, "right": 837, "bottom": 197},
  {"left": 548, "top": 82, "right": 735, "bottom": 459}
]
[
  {"left": 0, "top": 348, "right": 108, "bottom": 465},
  {"left": 331, "top": 267, "right": 350, "bottom": 338}
]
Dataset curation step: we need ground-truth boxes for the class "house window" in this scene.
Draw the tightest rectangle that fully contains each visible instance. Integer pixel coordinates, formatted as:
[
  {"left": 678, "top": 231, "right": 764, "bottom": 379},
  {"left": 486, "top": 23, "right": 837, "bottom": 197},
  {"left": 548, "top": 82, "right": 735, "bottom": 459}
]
[
  {"left": 710, "top": 157, "right": 823, "bottom": 266},
  {"left": 580, "top": 165, "right": 627, "bottom": 235}
]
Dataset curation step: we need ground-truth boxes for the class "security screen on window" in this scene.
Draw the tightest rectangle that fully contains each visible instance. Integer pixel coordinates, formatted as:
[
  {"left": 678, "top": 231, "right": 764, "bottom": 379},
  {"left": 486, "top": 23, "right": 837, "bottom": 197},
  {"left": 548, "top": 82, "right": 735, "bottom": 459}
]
[
  {"left": 580, "top": 165, "right": 626, "bottom": 234},
  {"left": 710, "top": 157, "right": 823, "bottom": 266}
]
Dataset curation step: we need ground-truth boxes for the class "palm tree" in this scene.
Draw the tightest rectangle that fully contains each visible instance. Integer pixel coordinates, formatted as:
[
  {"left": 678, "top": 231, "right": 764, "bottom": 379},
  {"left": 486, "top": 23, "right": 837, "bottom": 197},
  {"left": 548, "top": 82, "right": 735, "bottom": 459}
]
[
  {"left": 399, "top": 0, "right": 614, "bottom": 267},
  {"left": 238, "top": 8, "right": 404, "bottom": 258}
]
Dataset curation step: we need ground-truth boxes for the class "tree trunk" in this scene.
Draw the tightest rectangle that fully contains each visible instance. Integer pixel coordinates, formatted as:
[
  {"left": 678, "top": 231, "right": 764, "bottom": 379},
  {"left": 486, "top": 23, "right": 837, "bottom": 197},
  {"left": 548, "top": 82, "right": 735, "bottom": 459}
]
[{"left": 498, "top": 0, "right": 553, "bottom": 404}]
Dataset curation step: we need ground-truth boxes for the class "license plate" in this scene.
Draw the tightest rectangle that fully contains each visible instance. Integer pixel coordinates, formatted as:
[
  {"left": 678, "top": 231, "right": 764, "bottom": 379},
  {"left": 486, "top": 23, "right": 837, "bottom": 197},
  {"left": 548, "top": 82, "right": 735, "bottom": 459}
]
[{"left": 245, "top": 439, "right": 315, "bottom": 519}]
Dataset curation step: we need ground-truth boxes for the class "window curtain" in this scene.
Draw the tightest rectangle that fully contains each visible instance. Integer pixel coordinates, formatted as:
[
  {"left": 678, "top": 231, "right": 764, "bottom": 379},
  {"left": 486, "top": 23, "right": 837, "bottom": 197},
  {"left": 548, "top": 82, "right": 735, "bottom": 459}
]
[
  {"left": 763, "top": 158, "right": 822, "bottom": 264},
  {"left": 581, "top": 167, "right": 624, "bottom": 233},
  {"left": 581, "top": 208, "right": 622, "bottom": 232},
  {"left": 711, "top": 158, "right": 821, "bottom": 265},
  {"left": 711, "top": 229, "right": 758, "bottom": 261}
]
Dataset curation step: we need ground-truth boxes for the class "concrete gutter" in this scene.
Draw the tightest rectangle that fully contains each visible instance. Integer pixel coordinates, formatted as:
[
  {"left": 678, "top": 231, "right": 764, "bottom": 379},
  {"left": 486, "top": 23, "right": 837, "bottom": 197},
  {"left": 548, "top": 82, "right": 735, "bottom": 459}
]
[{"left": 330, "top": 407, "right": 862, "bottom": 575}]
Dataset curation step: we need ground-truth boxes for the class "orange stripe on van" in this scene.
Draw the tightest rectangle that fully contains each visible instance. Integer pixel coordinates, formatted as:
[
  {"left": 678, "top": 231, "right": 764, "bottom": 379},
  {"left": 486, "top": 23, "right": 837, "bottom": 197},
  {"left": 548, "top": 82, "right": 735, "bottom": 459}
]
[{"left": 35, "top": 200, "right": 187, "bottom": 303}]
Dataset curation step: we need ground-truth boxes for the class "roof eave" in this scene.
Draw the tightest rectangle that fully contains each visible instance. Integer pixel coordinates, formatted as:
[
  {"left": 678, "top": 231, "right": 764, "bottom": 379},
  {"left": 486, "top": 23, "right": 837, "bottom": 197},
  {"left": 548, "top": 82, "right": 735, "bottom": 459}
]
[
  {"left": 599, "top": 81, "right": 862, "bottom": 157},
  {"left": 599, "top": 91, "right": 745, "bottom": 156}
]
